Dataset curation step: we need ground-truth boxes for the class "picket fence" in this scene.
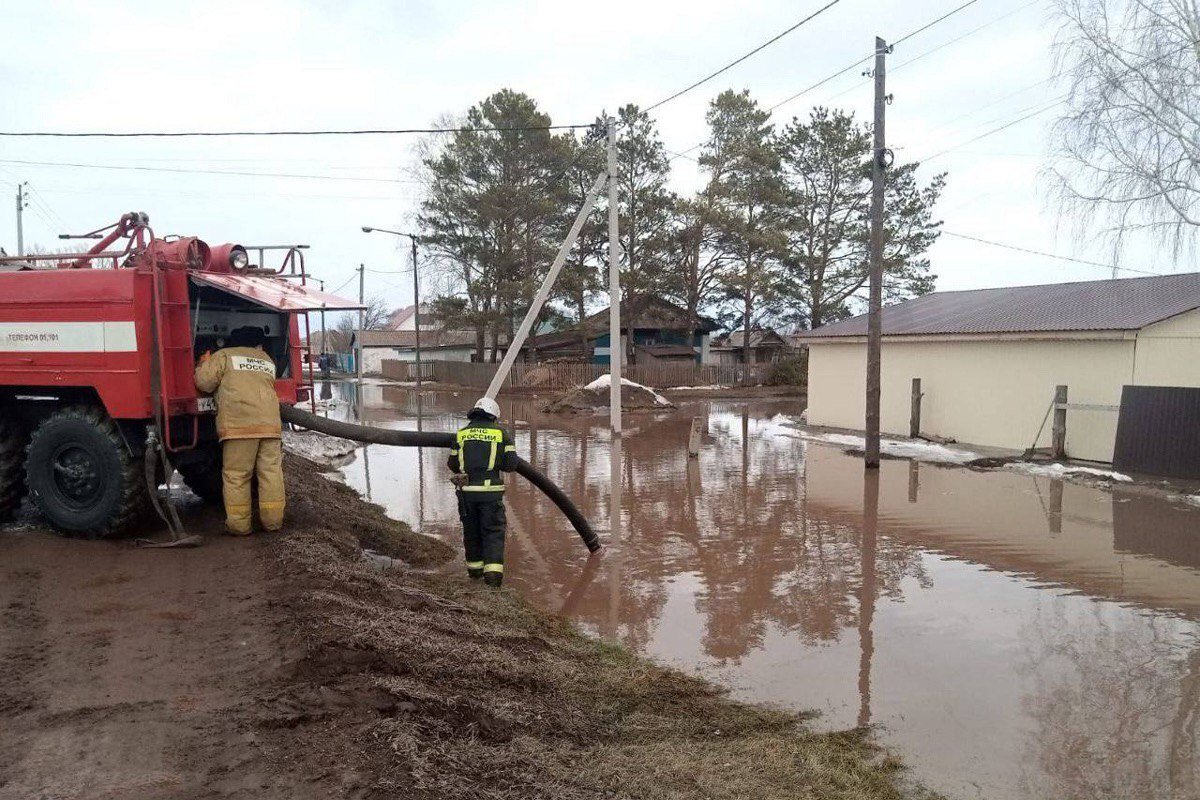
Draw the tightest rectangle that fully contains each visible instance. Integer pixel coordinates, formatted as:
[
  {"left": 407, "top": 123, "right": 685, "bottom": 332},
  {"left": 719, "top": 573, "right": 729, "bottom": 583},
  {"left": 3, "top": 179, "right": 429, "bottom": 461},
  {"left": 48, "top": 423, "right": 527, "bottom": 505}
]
[{"left": 380, "top": 359, "right": 766, "bottom": 390}]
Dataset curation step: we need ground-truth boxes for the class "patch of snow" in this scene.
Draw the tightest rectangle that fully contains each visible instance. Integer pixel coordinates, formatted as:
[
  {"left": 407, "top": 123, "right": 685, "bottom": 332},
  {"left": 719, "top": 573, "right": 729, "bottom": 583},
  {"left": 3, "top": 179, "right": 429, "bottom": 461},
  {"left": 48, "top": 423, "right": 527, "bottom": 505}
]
[
  {"left": 1004, "top": 462, "right": 1133, "bottom": 483},
  {"left": 310, "top": 397, "right": 344, "bottom": 411},
  {"left": 283, "top": 430, "right": 360, "bottom": 464},
  {"left": 583, "top": 374, "right": 672, "bottom": 406},
  {"left": 665, "top": 385, "right": 727, "bottom": 391},
  {"left": 798, "top": 430, "right": 978, "bottom": 464}
]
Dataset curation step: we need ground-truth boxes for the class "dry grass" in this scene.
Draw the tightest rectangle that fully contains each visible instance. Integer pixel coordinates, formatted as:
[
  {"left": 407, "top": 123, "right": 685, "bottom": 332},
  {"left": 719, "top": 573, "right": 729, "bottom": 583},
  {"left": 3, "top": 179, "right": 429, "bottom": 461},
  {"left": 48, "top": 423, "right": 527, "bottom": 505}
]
[{"left": 261, "top": 459, "right": 939, "bottom": 800}]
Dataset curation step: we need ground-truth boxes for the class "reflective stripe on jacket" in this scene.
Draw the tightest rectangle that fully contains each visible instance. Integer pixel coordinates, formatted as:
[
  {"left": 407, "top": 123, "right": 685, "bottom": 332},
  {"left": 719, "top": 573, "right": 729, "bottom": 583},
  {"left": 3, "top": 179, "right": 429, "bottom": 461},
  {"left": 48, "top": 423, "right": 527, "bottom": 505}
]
[
  {"left": 194, "top": 346, "right": 283, "bottom": 441},
  {"left": 447, "top": 420, "right": 517, "bottom": 497}
]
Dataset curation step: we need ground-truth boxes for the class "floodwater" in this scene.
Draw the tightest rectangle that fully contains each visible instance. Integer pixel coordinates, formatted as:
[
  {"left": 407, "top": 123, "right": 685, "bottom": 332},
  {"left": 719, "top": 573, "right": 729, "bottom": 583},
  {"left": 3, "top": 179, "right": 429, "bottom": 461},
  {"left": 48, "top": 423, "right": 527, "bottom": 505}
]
[{"left": 329, "top": 382, "right": 1200, "bottom": 800}]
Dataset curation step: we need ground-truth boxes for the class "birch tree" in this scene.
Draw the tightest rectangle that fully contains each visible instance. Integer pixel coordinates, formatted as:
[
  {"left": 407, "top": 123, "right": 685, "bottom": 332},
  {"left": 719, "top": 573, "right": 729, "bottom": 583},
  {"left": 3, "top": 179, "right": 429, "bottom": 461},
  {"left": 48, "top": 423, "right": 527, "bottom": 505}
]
[{"left": 1051, "top": 0, "right": 1200, "bottom": 255}]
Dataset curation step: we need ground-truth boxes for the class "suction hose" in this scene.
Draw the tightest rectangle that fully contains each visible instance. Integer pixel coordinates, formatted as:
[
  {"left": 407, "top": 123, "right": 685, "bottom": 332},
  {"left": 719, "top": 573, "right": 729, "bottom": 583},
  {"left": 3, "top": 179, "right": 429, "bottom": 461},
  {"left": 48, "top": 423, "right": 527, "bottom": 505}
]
[{"left": 280, "top": 404, "right": 602, "bottom": 553}]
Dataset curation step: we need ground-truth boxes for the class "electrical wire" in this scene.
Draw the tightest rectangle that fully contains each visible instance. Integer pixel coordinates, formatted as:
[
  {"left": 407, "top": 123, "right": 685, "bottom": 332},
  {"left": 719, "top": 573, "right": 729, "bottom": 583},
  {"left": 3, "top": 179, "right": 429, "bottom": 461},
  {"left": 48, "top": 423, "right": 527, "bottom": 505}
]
[
  {"left": 892, "top": 0, "right": 981, "bottom": 47},
  {"left": 0, "top": 123, "right": 593, "bottom": 138},
  {"left": 328, "top": 274, "right": 357, "bottom": 295},
  {"left": 645, "top": 0, "right": 846, "bottom": 113},
  {"left": 0, "top": 157, "right": 419, "bottom": 184},
  {"left": 666, "top": 0, "right": 992, "bottom": 163},
  {"left": 919, "top": 98, "right": 1063, "bottom": 162},
  {"left": 940, "top": 230, "right": 1161, "bottom": 275},
  {"left": 818, "top": 0, "right": 1041, "bottom": 106}
]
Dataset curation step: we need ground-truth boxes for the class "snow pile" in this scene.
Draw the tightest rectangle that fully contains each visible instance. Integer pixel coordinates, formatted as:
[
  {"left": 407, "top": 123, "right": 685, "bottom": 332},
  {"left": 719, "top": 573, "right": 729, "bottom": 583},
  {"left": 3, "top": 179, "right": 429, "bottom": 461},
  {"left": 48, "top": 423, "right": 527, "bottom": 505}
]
[
  {"left": 283, "top": 430, "right": 360, "bottom": 465},
  {"left": 583, "top": 375, "right": 672, "bottom": 406},
  {"left": 545, "top": 375, "right": 676, "bottom": 414},
  {"left": 1004, "top": 462, "right": 1133, "bottom": 483},
  {"left": 797, "top": 430, "right": 979, "bottom": 464}
]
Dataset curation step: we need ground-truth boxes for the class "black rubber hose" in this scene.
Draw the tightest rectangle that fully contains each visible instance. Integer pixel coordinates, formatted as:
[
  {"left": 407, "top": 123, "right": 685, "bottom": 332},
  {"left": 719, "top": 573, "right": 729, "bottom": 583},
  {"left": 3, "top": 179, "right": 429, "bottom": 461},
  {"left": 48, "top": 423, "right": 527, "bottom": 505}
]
[{"left": 281, "top": 404, "right": 601, "bottom": 553}]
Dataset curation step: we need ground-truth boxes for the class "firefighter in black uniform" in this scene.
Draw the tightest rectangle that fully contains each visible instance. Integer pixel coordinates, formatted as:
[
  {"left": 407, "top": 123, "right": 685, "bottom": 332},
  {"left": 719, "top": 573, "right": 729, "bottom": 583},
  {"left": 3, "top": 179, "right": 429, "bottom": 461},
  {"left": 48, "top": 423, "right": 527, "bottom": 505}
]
[{"left": 448, "top": 397, "right": 518, "bottom": 587}]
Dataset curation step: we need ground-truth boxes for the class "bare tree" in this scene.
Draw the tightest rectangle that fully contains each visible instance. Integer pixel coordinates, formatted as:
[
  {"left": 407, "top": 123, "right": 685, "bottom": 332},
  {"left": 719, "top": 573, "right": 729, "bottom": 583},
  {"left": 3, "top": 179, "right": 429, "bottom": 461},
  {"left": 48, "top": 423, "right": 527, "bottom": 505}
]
[{"left": 1051, "top": 0, "right": 1200, "bottom": 256}]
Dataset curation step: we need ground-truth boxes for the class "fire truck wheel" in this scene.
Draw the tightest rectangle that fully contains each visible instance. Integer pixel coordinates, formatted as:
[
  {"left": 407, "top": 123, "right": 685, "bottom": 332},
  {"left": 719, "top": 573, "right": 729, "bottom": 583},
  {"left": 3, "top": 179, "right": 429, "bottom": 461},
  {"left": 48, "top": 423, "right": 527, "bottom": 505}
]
[
  {"left": 26, "top": 406, "right": 147, "bottom": 536},
  {"left": 177, "top": 447, "right": 223, "bottom": 505},
  {"left": 0, "top": 418, "right": 28, "bottom": 521}
]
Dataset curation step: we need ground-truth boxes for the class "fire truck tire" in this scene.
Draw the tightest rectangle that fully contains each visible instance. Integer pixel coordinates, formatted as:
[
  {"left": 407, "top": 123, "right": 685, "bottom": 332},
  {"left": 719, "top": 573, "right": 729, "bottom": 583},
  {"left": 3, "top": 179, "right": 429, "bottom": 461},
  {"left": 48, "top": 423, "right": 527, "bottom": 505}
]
[
  {"left": 177, "top": 447, "right": 223, "bottom": 506},
  {"left": 26, "top": 406, "right": 147, "bottom": 537},
  {"left": 0, "top": 418, "right": 28, "bottom": 521}
]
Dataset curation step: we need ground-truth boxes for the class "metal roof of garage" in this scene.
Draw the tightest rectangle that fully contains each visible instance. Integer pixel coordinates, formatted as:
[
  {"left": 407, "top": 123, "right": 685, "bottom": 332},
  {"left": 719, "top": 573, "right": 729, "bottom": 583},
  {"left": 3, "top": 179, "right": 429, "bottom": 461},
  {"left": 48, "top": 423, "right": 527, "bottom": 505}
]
[{"left": 798, "top": 272, "right": 1200, "bottom": 338}]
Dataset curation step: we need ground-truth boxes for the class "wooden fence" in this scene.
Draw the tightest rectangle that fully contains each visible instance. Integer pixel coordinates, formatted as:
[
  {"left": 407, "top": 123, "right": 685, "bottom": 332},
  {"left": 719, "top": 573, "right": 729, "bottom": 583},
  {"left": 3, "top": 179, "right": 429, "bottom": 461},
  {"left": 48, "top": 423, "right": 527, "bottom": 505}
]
[{"left": 381, "top": 359, "right": 767, "bottom": 390}]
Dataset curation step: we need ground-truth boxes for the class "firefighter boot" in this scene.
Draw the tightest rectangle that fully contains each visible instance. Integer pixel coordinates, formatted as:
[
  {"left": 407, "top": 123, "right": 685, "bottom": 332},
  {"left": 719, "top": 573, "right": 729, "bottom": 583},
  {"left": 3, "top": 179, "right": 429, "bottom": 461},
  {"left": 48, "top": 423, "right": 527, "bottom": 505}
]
[
  {"left": 483, "top": 565, "right": 503, "bottom": 588},
  {"left": 466, "top": 562, "right": 484, "bottom": 580}
]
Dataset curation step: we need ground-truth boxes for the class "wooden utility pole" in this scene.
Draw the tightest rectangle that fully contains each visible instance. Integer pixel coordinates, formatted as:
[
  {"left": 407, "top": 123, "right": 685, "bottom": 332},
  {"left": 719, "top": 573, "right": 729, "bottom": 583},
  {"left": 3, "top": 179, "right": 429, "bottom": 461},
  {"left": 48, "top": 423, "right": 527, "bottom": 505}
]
[
  {"left": 909, "top": 378, "right": 922, "bottom": 438},
  {"left": 1052, "top": 384, "right": 1068, "bottom": 459},
  {"left": 864, "top": 36, "right": 888, "bottom": 469}
]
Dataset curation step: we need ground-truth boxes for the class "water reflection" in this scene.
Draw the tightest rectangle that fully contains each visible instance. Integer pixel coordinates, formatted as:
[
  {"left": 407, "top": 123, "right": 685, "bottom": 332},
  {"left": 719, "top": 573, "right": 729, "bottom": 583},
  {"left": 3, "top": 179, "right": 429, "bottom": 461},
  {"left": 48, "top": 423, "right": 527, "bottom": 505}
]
[{"left": 333, "top": 384, "right": 1200, "bottom": 800}]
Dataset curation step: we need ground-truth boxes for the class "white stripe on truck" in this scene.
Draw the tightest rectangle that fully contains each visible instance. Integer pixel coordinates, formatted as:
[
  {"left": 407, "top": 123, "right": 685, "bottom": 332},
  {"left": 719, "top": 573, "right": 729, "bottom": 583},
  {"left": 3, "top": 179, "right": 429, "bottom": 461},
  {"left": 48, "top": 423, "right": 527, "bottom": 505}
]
[{"left": 0, "top": 321, "right": 138, "bottom": 353}]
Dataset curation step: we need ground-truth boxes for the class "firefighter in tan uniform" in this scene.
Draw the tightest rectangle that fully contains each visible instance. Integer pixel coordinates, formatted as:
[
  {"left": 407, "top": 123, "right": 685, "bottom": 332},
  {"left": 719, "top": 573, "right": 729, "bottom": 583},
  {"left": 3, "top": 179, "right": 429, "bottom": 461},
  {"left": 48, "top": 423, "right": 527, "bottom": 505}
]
[{"left": 194, "top": 326, "right": 285, "bottom": 535}]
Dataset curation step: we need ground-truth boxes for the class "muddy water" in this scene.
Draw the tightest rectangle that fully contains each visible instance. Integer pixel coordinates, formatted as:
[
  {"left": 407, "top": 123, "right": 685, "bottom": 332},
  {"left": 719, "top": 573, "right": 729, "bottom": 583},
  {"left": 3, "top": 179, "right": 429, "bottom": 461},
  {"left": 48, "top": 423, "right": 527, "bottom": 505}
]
[{"left": 331, "top": 382, "right": 1200, "bottom": 800}]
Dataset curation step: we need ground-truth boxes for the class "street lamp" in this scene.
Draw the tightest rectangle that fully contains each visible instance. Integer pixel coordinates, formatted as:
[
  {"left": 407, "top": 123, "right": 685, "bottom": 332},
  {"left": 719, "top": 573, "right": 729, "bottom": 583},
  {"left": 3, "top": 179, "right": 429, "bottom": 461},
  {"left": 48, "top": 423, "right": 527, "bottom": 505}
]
[{"left": 361, "top": 226, "right": 422, "bottom": 391}]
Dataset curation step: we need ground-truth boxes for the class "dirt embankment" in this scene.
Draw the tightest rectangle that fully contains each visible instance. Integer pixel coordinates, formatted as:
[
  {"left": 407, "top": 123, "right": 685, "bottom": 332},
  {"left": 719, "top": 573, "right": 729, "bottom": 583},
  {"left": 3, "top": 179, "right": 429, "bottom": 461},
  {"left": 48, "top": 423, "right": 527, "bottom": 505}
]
[{"left": 0, "top": 456, "right": 920, "bottom": 800}]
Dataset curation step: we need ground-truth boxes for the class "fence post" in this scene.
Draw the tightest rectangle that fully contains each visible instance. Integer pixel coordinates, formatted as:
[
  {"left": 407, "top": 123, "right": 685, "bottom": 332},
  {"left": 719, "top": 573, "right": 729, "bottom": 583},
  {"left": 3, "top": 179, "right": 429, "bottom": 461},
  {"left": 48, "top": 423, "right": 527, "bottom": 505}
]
[
  {"left": 688, "top": 417, "right": 701, "bottom": 458},
  {"left": 909, "top": 378, "right": 922, "bottom": 438},
  {"left": 1052, "top": 384, "right": 1068, "bottom": 459}
]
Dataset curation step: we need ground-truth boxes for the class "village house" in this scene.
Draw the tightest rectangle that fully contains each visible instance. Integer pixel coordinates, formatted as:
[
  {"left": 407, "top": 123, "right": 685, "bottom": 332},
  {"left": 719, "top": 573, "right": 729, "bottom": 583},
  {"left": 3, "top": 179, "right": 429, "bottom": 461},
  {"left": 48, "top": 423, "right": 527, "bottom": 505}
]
[
  {"left": 798, "top": 273, "right": 1200, "bottom": 468},
  {"left": 525, "top": 295, "right": 718, "bottom": 364},
  {"left": 708, "top": 328, "right": 793, "bottom": 366}
]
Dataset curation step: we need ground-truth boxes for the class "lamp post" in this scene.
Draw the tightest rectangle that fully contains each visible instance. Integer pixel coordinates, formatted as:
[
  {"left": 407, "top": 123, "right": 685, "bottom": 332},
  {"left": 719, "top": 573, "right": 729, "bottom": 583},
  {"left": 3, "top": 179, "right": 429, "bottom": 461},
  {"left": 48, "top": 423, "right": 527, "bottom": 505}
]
[{"left": 361, "top": 227, "right": 422, "bottom": 391}]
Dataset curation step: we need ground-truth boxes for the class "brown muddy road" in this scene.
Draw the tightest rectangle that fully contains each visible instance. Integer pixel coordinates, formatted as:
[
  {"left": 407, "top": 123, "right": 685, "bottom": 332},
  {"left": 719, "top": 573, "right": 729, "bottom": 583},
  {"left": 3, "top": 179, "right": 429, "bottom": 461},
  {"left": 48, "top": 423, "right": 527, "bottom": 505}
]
[{"left": 0, "top": 515, "right": 298, "bottom": 799}]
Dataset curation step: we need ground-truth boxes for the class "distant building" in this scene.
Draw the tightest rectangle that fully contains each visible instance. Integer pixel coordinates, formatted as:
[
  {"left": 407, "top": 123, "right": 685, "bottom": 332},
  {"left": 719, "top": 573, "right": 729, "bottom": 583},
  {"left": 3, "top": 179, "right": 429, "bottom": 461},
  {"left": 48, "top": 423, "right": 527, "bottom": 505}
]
[
  {"left": 796, "top": 273, "right": 1200, "bottom": 465},
  {"left": 354, "top": 329, "right": 507, "bottom": 373},
  {"left": 526, "top": 295, "right": 718, "bottom": 364},
  {"left": 709, "top": 328, "right": 793, "bottom": 366}
]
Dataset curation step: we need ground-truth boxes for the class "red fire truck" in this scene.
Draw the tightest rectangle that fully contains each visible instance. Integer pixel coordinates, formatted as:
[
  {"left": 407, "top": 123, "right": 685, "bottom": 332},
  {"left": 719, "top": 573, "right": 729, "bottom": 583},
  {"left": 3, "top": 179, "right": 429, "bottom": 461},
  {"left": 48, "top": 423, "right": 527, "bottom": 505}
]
[{"left": 0, "top": 212, "right": 360, "bottom": 536}]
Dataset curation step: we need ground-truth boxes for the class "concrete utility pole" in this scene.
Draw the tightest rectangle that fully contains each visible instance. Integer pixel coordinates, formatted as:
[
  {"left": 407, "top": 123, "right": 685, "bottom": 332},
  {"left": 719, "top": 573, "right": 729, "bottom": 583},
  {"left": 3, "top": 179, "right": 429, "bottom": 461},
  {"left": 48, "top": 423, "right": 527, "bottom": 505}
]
[
  {"left": 357, "top": 263, "right": 365, "bottom": 389},
  {"left": 410, "top": 236, "right": 422, "bottom": 392},
  {"left": 482, "top": 173, "right": 607, "bottom": 399},
  {"left": 361, "top": 227, "right": 424, "bottom": 389},
  {"left": 865, "top": 36, "right": 888, "bottom": 470},
  {"left": 607, "top": 116, "right": 622, "bottom": 436},
  {"left": 317, "top": 279, "right": 328, "bottom": 356},
  {"left": 15, "top": 183, "right": 28, "bottom": 256}
]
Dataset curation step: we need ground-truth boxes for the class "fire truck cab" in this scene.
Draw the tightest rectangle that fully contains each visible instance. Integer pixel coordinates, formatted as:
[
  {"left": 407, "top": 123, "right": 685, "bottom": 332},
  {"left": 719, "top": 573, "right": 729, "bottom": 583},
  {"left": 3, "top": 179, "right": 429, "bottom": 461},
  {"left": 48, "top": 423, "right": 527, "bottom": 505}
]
[{"left": 0, "top": 212, "right": 361, "bottom": 535}]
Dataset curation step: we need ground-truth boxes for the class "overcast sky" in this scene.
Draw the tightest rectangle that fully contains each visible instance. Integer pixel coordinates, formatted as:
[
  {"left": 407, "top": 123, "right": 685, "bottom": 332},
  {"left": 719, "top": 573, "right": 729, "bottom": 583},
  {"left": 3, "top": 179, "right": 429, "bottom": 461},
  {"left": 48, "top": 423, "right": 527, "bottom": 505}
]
[{"left": 0, "top": 0, "right": 1188, "bottom": 321}]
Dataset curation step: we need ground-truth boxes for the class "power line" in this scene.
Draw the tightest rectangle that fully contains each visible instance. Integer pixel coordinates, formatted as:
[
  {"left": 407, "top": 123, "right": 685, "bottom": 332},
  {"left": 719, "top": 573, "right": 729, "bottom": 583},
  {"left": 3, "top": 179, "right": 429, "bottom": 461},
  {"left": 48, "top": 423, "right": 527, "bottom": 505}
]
[
  {"left": 667, "top": 0, "right": 991, "bottom": 163},
  {"left": 820, "top": 0, "right": 1041, "bottom": 105},
  {"left": 645, "top": 0, "right": 846, "bottom": 113},
  {"left": 892, "top": 0, "right": 981, "bottom": 47},
  {"left": 919, "top": 99, "right": 1063, "bottom": 162},
  {"left": 940, "top": 230, "right": 1160, "bottom": 275},
  {"left": 328, "top": 274, "right": 357, "bottom": 295},
  {"left": 0, "top": 157, "right": 420, "bottom": 184},
  {"left": 0, "top": 123, "right": 593, "bottom": 138}
]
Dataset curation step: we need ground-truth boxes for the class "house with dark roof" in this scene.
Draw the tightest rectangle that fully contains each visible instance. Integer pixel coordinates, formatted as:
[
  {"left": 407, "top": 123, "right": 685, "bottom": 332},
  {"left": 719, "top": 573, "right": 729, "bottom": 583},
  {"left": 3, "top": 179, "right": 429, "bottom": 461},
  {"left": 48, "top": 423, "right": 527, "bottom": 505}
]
[
  {"left": 525, "top": 296, "right": 719, "bottom": 364},
  {"left": 796, "top": 273, "right": 1200, "bottom": 464},
  {"left": 709, "top": 328, "right": 793, "bottom": 366}
]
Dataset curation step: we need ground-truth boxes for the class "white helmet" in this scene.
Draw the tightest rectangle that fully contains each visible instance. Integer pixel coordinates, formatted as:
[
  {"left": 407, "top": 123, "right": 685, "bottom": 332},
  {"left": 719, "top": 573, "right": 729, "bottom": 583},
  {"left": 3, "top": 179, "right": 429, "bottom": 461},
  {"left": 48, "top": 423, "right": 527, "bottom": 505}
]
[{"left": 472, "top": 396, "right": 501, "bottom": 419}]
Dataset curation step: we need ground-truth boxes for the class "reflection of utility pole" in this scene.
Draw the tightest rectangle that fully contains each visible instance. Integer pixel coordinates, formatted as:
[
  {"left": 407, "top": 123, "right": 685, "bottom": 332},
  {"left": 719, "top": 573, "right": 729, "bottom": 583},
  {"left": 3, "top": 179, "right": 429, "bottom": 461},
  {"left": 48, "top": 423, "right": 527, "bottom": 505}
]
[
  {"left": 606, "top": 435, "right": 624, "bottom": 643},
  {"left": 15, "top": 183, "right": 28, "bottom": 256},
  {"left": 858, "top": 468, "right": 880, "bottom": 728}
]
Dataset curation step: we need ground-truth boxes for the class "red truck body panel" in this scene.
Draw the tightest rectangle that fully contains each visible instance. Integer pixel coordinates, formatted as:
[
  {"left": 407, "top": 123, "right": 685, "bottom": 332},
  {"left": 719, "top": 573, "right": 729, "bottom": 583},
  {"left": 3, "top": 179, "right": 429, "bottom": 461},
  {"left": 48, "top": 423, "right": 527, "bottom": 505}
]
[{"left": 0, "top": 236, "right": 358, "bottom": 437}]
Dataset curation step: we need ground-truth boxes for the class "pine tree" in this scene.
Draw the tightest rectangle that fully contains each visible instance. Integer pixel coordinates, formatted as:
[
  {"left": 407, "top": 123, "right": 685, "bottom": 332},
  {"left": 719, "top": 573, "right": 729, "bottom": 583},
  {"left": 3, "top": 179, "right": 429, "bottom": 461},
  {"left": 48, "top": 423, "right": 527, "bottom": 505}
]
[
  {"left": 776, "top": 107, "right": 943, "bottom": 330},
  {"left": 418, "top": 90, "right": 572, "bottom": 361},
  {"left": 701, "top": 90, "right": 788, "bottom": 373},
  {"left": 614, "top": 104, "right": 675, "bottom": 364}
]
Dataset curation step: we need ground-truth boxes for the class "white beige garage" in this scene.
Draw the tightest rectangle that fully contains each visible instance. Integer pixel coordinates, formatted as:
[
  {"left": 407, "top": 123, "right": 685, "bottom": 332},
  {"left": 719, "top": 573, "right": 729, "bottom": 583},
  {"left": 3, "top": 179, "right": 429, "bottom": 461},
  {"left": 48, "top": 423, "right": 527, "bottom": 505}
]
[{"left": 800, "top": 273, "right": 1200, "bottom": 463}]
